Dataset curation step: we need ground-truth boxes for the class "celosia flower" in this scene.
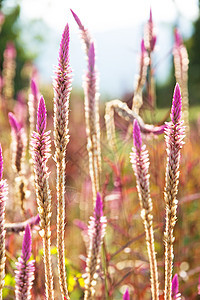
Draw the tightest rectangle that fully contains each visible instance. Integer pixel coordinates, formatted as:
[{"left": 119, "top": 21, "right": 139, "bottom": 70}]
[
  {"left": 28, "top": 78, "right": 40, "bottom": 134},
  {"left": 70, "top": 9, "right": 92, "bottom": 54},
  {"left": 144, "top": 8, "right": 156, "bottom": 52},
  {"left": 130, "top": 120, "right": 159, "bottom": 300},
  {"left": 123, "top": 288, "right": 130, "bottom": 300},
  {"left": 53, "top": 22, "right": 72, "bottom": 300},
  {"left": 8, "top": 112, "right": 26, "bottom": 174},
  {"left": 171, "top": 274, "right": 181, "bottom": 299},
  {"left": 53, "top": 23, "right": 72, "bottom": 153},
  {"left": 15, "top": 224, "right": 35, "bottom": 300},
  {"left": 31, "top": 95, "right": 54, "bottom": 299},
  {"left": 0, "top": 144, "right": 7, "bottom": 298},
  {"left": 164, "top": 83, "right": 185, "bottom": 300},
  {"left": 84, "top": 192, "right": 107, "bottom": 299}
]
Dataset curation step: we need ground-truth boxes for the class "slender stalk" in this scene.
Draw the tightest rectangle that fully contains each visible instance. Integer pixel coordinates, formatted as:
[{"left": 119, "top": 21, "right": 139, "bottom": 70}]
[
  {"left": 31, "top": 96, "right": 54, "bottom": 299},
  {"left": 15, "top": 224, "right": 35, "bottom": 300},
  {"left": 0, "top": 145, "right": 7, "bottom": 299},
  {"left": 130, "top": 120, "right": 159, "bottom": 300},
  {"left": 164, "top": 84, "right": 185, "bottom": 300},
  {"left": 53, "top": 24, "right": 72, "bottom": 300},
  {"left": 71, "top": 10, "right": 101, "bottom": 206},
  {"left": 84, "top": 193, "right": 106, "bottom": 300}
]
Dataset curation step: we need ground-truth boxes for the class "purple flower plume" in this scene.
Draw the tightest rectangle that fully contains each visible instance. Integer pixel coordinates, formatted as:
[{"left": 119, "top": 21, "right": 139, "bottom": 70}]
[
  {"left": 36, "top": 96, "right": 47, "bottom": 135},
  {"left": 70, "top": 9, "right": 92, "bottom": 54},
  {"left": 15, "top": 224, "right": 35, "bottom": 300},
  {"left": 29, "top": 78, "right": 40, "bottom": 133},
  {"left": 174, "top": 28, "right": 183, "bottom": 48},
  {"left": 85, "top": 193, "right": 107, "bottom": 297},
  {"left": 70, "top": 9, "right": 84, "bottom": 30},
  {"left": 171, "top": 274, "right": 179, "bottom": 297},
  {"left": 123, "top": 288, "right": 130, "bottom": 300},
  {"left": 164, "top": 84, "right": 185, "bottom": 299},
  {"left": 171, "top": 274, "right": 181, "bottom": 299},
  {"left": 171, "top": 83, "right": 182, "bottom": 124},
  {"left": 30, "top": 79, "right": 38, "bottom": 99},
  {"left": 8, "top": 112, "right": 26, "bottom": 174},
  {"left": 88, "top": 43, "right": 95, "bottom": 73},
  {"left": 53, "top": 23, "right": 72, "bottom": 151},
  {"left": 8, "top": 112, "right": 21, "bottom": 133},
  {"left": 144, "top": 8, "right": 156, "bottom": 52},
  {"left": 22, "top": 224, "right": 32, "bottom": 262},
  {"left": 133, "top": 120, "right": 142, "bottom": 154}
]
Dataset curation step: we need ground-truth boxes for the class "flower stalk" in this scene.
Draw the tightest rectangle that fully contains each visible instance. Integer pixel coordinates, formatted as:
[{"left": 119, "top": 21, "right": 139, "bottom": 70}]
[
  {"left": 130, "top": 119, "right": 159, "bottom": 300},
  {"left": 31, "top": 96, "right": 54, "bottom": 299},
  {"left": 0, "top": 145, "right": 7, "bottom": 300},
  {"left": 71, "top": 10, "right": 101, "bottom": 206},
  {"left": 84, "top": 193, "right": 107, "bottom": 300},
  {"left": 164, "top": 83, "right": 185, "bottom": 300},
  {"left": 15, "top": 224, "right": 35, "bottom": 300},
  {"left": 8, "top": 112, "right": 27, "bottom": 216},
  {"left": 53, "top": 23, "right": 72, "bottom": 300}
]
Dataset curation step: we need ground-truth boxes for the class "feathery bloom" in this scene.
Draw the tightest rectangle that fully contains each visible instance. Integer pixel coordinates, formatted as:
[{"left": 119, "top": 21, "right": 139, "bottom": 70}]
[
  {"left": 123, "top": 288, "right": 130, "bottom": 300},
  {"left": 72, "top": 10, "right": 101, "bottom": 205},
  {"left": 31, "top": 95, "right": 54, "bottom": 299},
  {"left": 9, "top": 112, "right": 27, "bottom": 215},
  {"left": 8, "top": 112, "right": 26, "bottom": 174},
  {"left": 164, "top": 83, "right": 185, "bottom": 300},
  {"left": 15, "top": 224, "right": 35, "bottom": 300},
  {"left": 28, "top": 79, "right": 40, "bottom": 134},
  {"left": 53, "top": 23, "right": 72, "bottom": 300},
  {"left": 70, "top": 9, "right": 92, "bottom": 54},
  {"left": 130, "top": 120, "right": 159, "bottom": 300},
  {"left": 84, "top": 42, "right": 101, "bottom": 205},
  {"left": 144, "top": 8, "right": 156, "bottom": 53},
  {"left": 84, "top": 193, "right": 107, "bottom": 300},
  {"left": 0, "top": 145, "right": 7, "bottom": 300},
  {"left": 171, "top": 274, "right": 181, "bottom": 300}
]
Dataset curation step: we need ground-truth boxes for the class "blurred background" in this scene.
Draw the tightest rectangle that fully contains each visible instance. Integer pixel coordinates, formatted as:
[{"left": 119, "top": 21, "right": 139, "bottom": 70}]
[
  {"left": 1, "top": 0, "right": 200, "bottom": 299},
  {"left": 0, "top": 0, "right": 200, "bottom": 103}
]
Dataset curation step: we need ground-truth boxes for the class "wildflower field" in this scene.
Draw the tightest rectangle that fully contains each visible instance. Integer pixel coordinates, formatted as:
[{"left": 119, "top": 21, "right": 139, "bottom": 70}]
[{"left": 0, "top": 3, "right": 200, "bottom": 300}]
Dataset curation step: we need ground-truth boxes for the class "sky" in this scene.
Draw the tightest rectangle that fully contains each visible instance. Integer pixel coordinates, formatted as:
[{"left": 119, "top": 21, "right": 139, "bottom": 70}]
[
  {"left": 5, "top": 0, "right": 199, "bottom": 97},
  {"left": 19, "top": 0, "right": 198, "bottom": 33}
]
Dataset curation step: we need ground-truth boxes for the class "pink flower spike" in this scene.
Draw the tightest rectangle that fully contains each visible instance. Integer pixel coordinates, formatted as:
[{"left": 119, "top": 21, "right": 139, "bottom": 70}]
[
  {"left": 8, "top": 112, "right": 21, "bottom": 133},
  {"left": 70, "top": 9, "right": 84, "bottom": 30},
  {"left": 171, "top": 274, "right": 179, "bottom": 297},
  {"left": 141, "top": 39, "right": 146, "bottom": 53},
  {"left": 171, "top": 83, "right": 182, "bottom": 124},
  {"left": 88, "top": 43, "right": 95, "bottom": 72},
  {"left": 133, "top": 120, "right": 142, "bottom": 154},
  {"left": 95, "top": 192, "right": 103, "bottom": 219},
  {"left": 30, "top": 79, "right": 38, "bottom": 99},
  {"left": 59, "top": 23, "right": 70, "bottom": 68},
  {"left": 123, "top": 288, "right": 130, "bottom": 300},
  {"left": 22, "top": 224, "right": 32, "bottom": 262},
  {"left": 174, "top": 28, "right": 183, "bottom": 47},
  {"left": 149, "top": 7, "right": 153, "bottom": 23},
  {"left": 36, "top": 96, "right": 47, "bottom": 135},
  {"left": 0, "top": 144, "right": 3, "bottom": 181}
]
